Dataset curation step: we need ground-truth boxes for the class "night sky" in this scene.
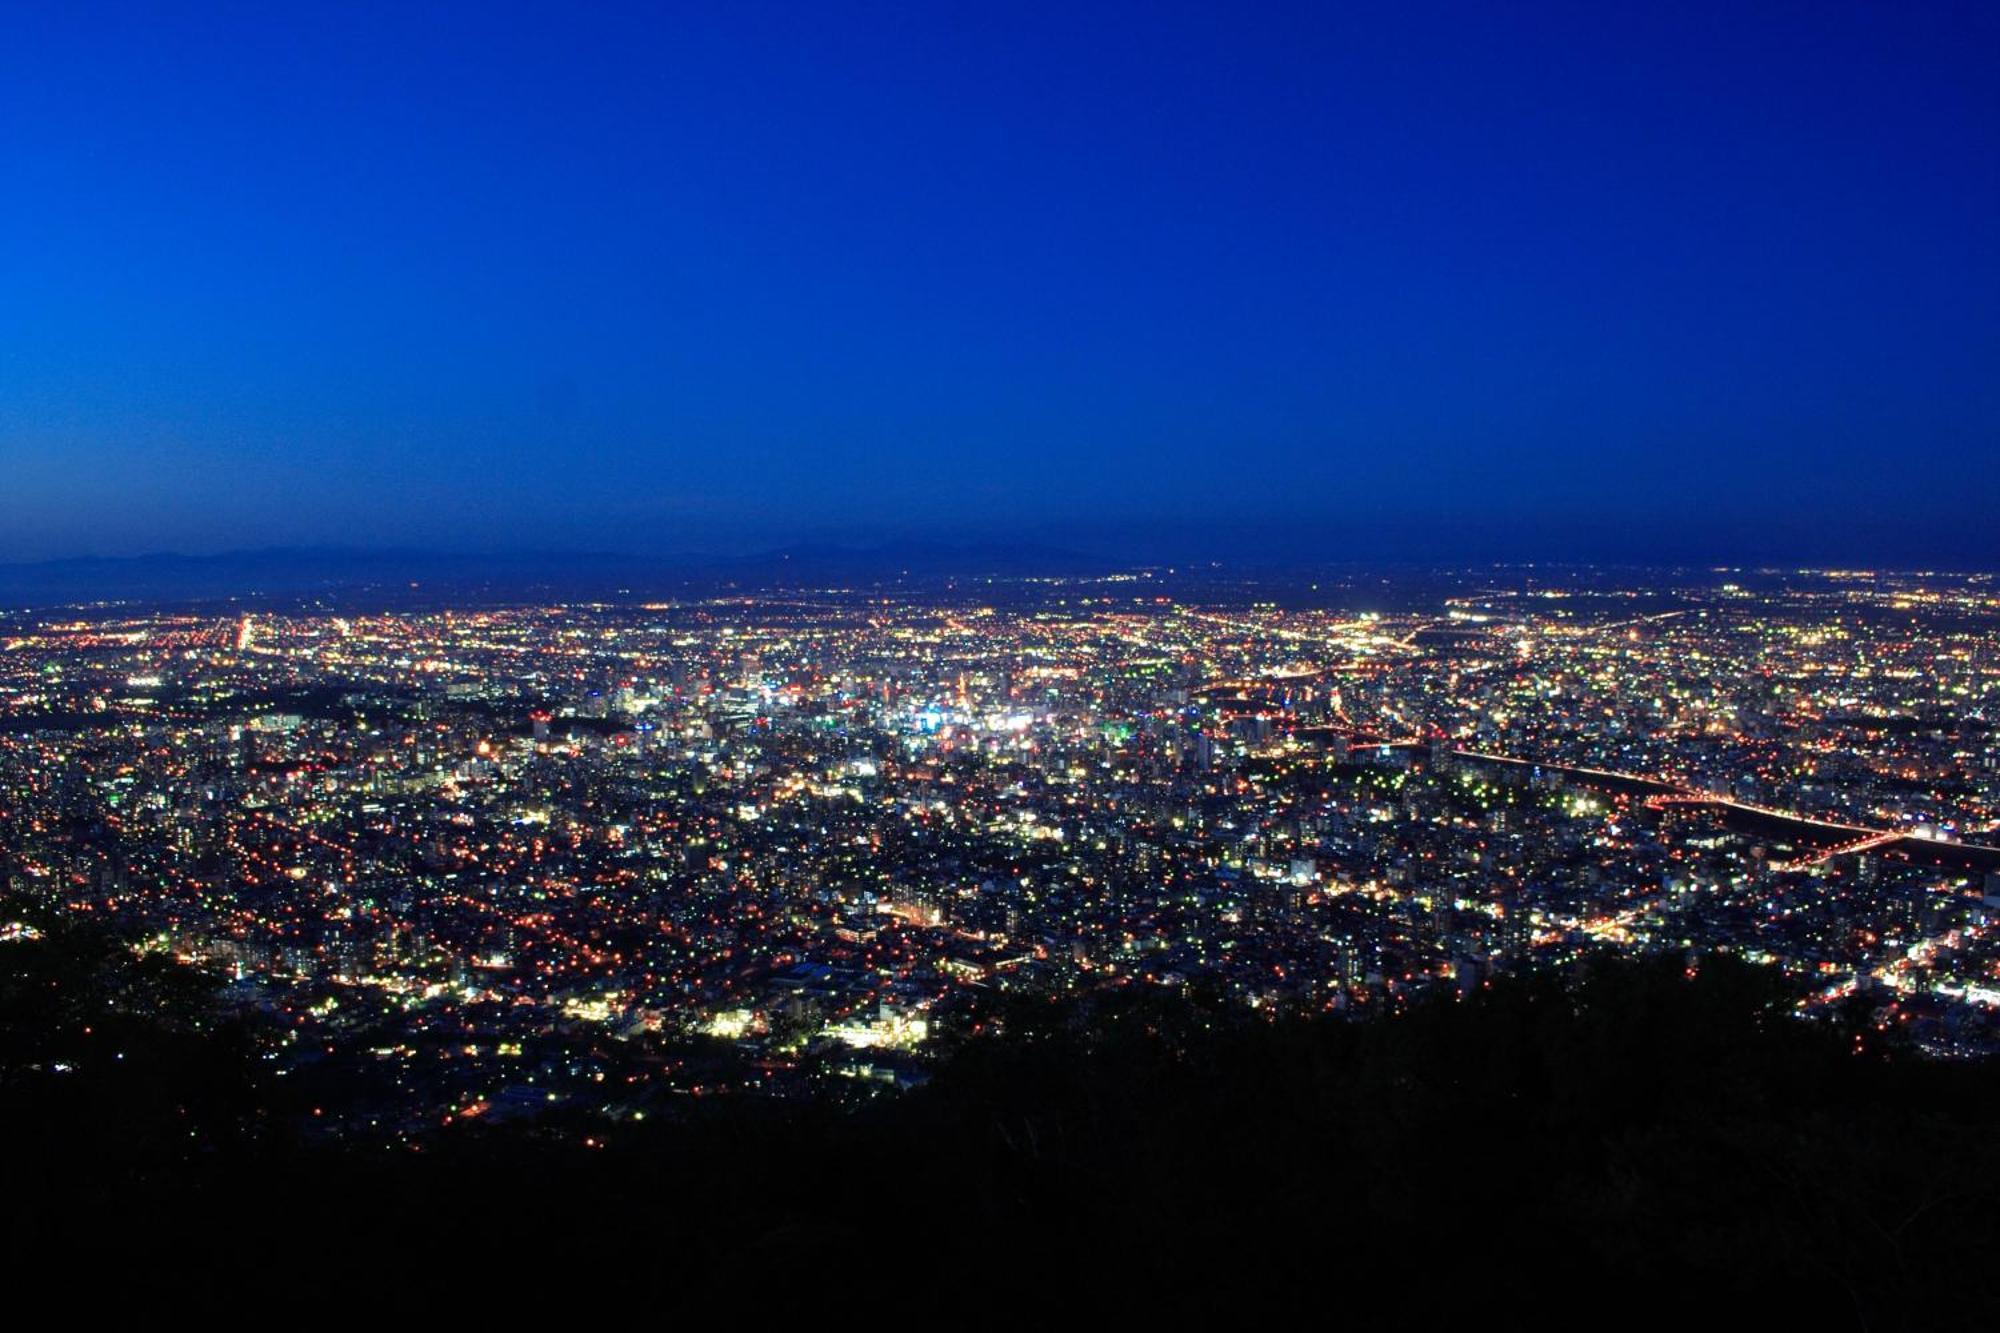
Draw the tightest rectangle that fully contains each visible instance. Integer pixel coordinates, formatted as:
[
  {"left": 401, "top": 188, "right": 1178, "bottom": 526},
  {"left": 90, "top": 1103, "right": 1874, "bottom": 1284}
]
[{"left": 4, "top": 2, "right": 1995, "bottom": 566}]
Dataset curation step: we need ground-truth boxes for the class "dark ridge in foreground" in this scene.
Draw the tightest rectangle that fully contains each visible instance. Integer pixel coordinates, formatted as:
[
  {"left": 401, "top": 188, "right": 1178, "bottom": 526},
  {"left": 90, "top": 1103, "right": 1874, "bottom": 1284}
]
[{"left": 4, "top": 913, "right": 1997, "bottom": 1323}]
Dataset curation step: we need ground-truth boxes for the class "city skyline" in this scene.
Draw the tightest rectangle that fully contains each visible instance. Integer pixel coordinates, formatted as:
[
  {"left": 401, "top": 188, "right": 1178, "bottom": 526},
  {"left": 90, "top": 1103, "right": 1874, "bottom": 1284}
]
[{"left": 7, "top": 4, "right": 2000, "bottom": 1314}]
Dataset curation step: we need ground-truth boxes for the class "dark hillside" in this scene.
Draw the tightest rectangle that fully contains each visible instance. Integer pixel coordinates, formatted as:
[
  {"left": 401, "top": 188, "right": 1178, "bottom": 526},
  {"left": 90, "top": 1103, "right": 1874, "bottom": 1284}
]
[{"left": 4, "top": 913, "right": 1993, "bottom": 1325}]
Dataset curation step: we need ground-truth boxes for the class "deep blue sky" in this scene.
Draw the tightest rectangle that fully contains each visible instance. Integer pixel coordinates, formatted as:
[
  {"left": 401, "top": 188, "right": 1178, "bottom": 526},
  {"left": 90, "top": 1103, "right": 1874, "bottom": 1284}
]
[{"left": 3, "top": 1, "right": 1995, "bottom": 566}]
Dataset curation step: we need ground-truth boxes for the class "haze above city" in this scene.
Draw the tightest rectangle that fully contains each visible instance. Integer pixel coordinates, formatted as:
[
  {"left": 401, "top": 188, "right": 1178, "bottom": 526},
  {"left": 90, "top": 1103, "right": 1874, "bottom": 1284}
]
[{"left": 5, "top": 2, "right": 1995, "bottom": 569}]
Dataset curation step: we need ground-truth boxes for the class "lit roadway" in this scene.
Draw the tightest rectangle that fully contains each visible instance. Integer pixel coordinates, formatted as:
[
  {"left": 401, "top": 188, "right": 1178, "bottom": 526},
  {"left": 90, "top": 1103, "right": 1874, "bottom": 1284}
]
[{"left": 1353, "top": 736, "right": 2000, "bottom": 867}]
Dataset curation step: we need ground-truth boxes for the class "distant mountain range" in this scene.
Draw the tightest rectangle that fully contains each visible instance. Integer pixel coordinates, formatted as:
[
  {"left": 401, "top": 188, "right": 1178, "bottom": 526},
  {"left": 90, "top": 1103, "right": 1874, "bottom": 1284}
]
[{"left": 0, "top": 542, "right": 1117, "bottom": 608}]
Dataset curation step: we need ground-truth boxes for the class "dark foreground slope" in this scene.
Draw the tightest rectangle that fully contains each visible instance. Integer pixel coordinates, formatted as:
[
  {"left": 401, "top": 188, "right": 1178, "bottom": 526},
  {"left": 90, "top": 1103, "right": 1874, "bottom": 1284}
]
[{"left": 4, "top": 917, "right": 1996, "bottom": 1325}]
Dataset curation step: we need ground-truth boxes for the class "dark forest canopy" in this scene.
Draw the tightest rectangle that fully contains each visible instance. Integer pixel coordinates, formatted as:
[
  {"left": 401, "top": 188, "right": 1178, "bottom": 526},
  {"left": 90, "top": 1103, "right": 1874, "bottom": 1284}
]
[{"left": 4, "top": 909, "right": 1996, "bottom": 1324}]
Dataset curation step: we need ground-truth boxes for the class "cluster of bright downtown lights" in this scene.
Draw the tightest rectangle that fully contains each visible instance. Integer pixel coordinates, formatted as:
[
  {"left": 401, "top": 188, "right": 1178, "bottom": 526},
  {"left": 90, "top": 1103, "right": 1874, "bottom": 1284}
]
[{"left": 2, "top": 566, "right": 1999, "bottom": 1135}]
